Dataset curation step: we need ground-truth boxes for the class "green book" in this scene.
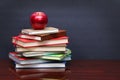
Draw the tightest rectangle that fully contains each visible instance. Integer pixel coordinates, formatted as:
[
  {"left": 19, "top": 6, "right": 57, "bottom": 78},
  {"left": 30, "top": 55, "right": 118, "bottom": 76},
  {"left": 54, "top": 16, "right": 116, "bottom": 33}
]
[{"left": 40, "top": 48, "right": 71, "bottom": 60}]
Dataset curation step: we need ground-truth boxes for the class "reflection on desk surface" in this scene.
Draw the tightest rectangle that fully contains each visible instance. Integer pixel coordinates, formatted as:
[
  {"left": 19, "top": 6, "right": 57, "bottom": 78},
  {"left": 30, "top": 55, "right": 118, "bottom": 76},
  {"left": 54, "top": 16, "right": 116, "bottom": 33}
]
[{"left": 9, "top": 67, "right": 71, "bottom": 80}]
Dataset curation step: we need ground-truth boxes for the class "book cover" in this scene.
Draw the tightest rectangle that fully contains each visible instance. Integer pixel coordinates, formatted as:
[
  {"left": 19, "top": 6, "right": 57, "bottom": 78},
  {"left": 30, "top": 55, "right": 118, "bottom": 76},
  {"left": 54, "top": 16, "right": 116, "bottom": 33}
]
[
  {"left": 12, "top": 36, "right": 68, "bottom": 47},
  {"left": 19, "top": 30, "right": 66, "bottom": 41},
  {"left": 21, "top": 27, "right": 59, "bottom": 35}
]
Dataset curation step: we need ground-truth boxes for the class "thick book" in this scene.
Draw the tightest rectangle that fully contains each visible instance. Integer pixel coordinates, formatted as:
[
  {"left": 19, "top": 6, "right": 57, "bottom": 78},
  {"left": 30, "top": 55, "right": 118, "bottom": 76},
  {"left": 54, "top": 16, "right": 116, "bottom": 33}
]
[
  {"left": 12, "top": 36, "right": 68, "bottom": 47},
  {"left": 15, "top": 46, "right": 66, "bottom": 52},
  {"left": 19, "top": 30, "right": 66, "bottom": 41},
  {"left": 15, "top": 62, "right": 66, "bottom": 68},
  {"left": 9, "top": 52, "right": 71, "bottom": 65},
  {"left": 21, "top": 27, "right": 59, "bottom": 35}
]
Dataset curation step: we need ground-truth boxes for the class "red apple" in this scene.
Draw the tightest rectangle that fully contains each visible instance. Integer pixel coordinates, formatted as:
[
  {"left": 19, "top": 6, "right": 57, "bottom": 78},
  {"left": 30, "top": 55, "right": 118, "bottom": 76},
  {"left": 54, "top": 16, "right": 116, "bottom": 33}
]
[{"left": 30, "top": 12, "right": 48, "bottom": 30}]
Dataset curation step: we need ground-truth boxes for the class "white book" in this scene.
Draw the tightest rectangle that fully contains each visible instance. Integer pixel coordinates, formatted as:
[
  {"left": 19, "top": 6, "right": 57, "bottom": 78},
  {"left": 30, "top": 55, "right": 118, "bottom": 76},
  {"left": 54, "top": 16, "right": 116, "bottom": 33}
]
[
  {"left": 21, "top": 27, "right": 59, "bottom": 35},
  {"left": 15, "top": 47, "right": 66, "bottom": 52},
  {"left": 15, "top": 62, "right": 65, "bottom": 68}
]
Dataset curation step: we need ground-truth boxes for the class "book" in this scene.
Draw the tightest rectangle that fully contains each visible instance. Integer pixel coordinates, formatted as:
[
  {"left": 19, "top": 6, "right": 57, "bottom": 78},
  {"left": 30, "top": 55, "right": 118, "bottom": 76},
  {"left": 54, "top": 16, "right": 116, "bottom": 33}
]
[
  {"left": 15, "top": 62, "right": 66, "bottom": 68},
  {"left": 19, "top": 30, "right": 66, "bottom": 41},
  {"left": 40, "top": 54, "right": 70, "bottom": 61},
  {"left": 21, "top": 27, "right": 59, "bottom": 35},
  {"left": 40, "top": 49, "right": 71, "bottom": 60},
  {"left": 17, "top": 51, "right": 65, "bottom": 57},
  {"left": 17, "top": 49, "right": 69, "bottom": 57},
  {"left": 15, "top": 46, "right": 66, "bottom": 52},
  {"left": 9, "top": 52, "right": 71, "bottom": 65},
  {"left": 16, "top": 43, "right": 67, "bottom": 47},
  {"left": 12, "top": 36, "right": 68, "bottom": 47}
]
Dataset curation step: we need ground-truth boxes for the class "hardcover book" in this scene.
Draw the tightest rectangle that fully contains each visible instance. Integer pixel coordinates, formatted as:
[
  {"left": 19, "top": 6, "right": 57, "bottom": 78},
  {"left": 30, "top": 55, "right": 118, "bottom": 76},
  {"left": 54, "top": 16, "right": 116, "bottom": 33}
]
[
  {"left": 17, "top": 51, "right": 65, "bottom": 57},
  {"left": 12, "top": 36, "right": 68, "bottom": 47},
  {"left": 15, "top": 62, "right": 66, "bottom": 68},
  {"left": 21, "top": 27, "right": 59, "bottom": 35},
  {"left": 17, "top": 48, "right": 70, "bottom": 57},
  {"left": 16, "top": 43, "right": 67, "bottom": 47},
  {"left": 19, "top": 30, "right": 66, "bottom": 41},
  {"left": 15, "top": 46, "right": 66, "bottom": 52}
]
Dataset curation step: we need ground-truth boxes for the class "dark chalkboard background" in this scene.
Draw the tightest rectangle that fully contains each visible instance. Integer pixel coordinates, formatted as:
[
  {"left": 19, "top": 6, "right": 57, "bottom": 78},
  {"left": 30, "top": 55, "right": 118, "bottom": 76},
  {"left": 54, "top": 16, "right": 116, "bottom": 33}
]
[{"left": 0, "top": 0, "right": 120, "bottom": 59}]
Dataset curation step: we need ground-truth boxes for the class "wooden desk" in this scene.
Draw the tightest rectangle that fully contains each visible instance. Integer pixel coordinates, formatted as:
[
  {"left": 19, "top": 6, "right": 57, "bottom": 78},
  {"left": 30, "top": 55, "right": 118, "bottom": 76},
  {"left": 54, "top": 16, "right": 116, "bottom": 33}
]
[{"left": 0, "top": 59, "right": 120, "bottom": 80}]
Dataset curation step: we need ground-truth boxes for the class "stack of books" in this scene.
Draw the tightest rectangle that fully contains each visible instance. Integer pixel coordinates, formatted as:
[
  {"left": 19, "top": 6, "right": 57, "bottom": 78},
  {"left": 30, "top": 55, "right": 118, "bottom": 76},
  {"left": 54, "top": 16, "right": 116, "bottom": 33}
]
[{"left": 9, "top": 27, "right": 71, "bottom": 69}]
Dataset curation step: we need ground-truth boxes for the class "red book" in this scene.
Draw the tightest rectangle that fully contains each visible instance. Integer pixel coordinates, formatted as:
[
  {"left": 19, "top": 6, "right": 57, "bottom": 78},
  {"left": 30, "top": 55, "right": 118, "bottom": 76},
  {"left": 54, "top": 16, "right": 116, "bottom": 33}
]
[{"left": 12, "top": 36, "right": 68, "bottom": 48}]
